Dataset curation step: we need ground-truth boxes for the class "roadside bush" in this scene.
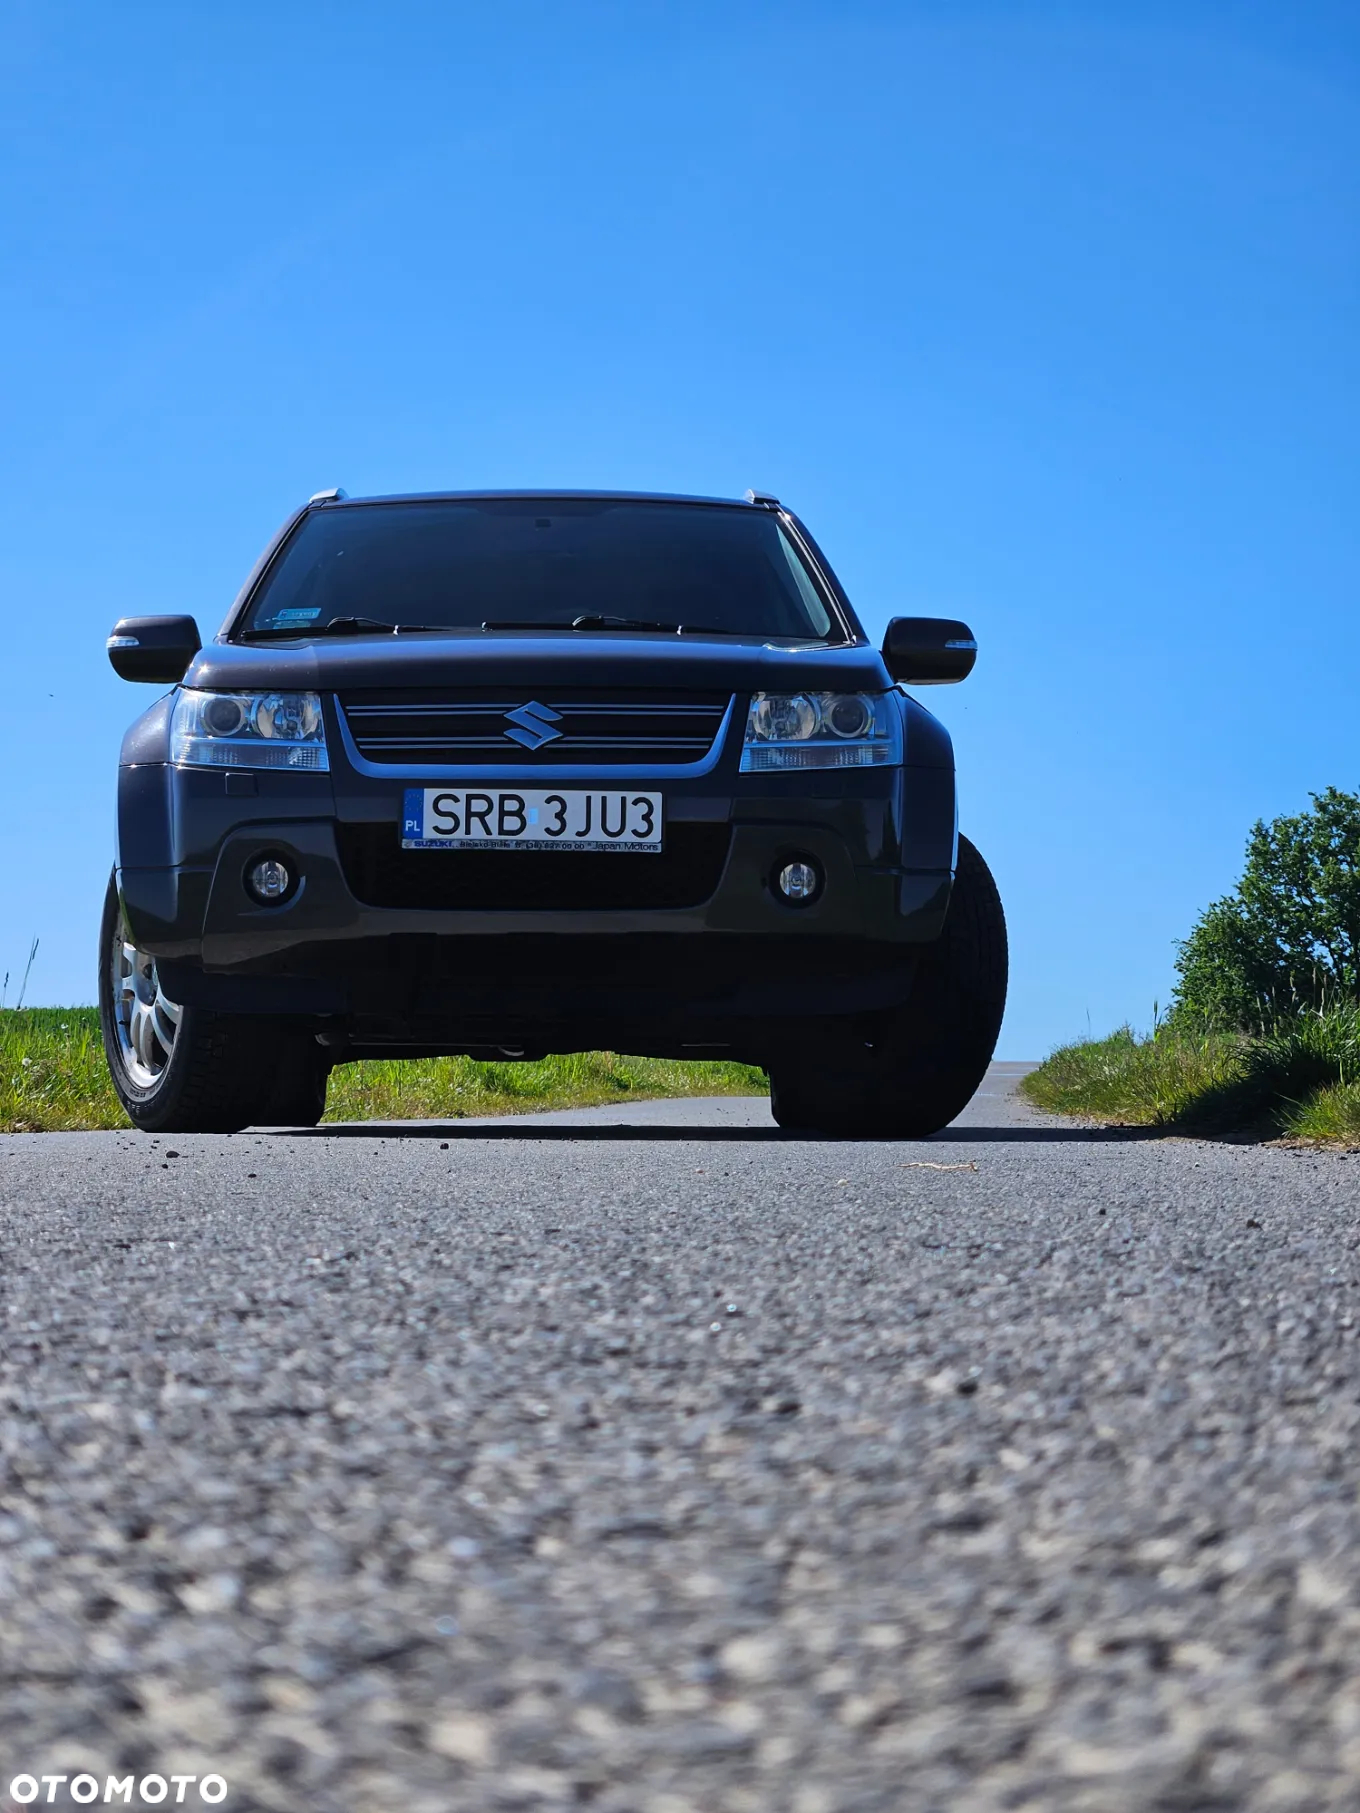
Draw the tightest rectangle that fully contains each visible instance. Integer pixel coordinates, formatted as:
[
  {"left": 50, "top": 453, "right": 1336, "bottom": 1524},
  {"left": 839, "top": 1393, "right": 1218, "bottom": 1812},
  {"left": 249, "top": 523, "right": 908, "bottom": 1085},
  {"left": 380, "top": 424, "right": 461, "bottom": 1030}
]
[
  {"left": 1244, "top": 1004, "right": 1360, "bottom": 1101},
  {"left": 1173, "top": 787, "right": 1360, "bottom": 1028}
]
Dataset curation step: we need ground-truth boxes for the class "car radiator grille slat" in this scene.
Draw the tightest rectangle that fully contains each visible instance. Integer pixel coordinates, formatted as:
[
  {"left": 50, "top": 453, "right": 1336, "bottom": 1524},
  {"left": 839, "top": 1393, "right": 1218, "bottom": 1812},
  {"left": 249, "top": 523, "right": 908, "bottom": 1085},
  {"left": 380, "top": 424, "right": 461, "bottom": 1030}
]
[{"left": 337, "top": 689, "right": 732, "bottom": 767}]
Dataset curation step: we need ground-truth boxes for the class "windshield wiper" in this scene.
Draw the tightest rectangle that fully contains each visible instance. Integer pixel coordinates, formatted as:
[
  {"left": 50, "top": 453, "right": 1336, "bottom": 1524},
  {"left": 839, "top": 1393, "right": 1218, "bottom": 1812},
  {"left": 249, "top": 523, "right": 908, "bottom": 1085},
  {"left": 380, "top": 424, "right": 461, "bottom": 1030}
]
[
  {"left": 481, "top": 614, "right": 756, "bottom": 636},
  {"left": 570, "top": 614, "right": 682, "bottom": 632},
  {"left": 243, "top": 616, "right": 447, "bottom": 639}
]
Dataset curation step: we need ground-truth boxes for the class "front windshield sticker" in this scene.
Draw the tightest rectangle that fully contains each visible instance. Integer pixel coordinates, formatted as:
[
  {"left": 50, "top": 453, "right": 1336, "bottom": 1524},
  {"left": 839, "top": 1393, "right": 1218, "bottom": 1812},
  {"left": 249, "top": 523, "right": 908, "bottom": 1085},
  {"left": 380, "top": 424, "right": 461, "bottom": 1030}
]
[{"left": 270, "top": 607, "right": 322, "bottom": 624}]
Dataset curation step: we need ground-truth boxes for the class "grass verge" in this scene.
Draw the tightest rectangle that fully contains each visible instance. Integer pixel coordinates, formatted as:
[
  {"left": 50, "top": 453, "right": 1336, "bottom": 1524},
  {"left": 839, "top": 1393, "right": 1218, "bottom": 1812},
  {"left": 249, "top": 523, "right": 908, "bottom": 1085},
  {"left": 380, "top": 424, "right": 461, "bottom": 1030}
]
[
  {"left": 1018, "top": 1026, "right": 1245, "bottom": 1126},
  {"left": 0, "top": 1006, "right": 767, "bottom": 1133},
  {"left": 1020, "top": 1009, "right": 1360, "bottom": 1143},
  {"left": 1282, "top": 1082, "right": 1360, "bottom": 1143},
  {"left": 323, "top": 1050, "right": 766, "bottom": 1123},
  {"left": 0, "top": 1007, "right": 120, "bottom": 1131}
]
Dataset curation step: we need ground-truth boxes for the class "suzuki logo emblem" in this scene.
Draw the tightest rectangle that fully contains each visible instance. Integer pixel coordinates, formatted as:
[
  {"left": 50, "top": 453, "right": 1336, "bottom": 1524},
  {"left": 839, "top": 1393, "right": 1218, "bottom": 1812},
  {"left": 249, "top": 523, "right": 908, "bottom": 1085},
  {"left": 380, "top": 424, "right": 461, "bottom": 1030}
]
[{"left": 503, "top": 700, "right": 563, "bottom": 750}]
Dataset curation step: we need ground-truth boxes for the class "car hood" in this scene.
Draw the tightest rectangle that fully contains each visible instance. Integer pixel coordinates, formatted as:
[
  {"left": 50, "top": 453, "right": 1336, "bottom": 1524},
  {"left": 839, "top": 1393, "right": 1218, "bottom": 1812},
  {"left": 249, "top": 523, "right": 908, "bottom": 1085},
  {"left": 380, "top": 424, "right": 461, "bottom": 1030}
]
[{"left": 187, "top": 632, "right": 893, "bottom": 695}]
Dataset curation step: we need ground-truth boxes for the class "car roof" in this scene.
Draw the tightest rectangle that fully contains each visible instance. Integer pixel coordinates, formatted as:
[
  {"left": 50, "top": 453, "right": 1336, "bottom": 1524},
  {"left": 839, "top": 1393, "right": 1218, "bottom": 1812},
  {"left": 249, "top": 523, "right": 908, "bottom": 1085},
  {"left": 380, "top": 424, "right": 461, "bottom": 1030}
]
[{"left": 312, "top": 489, "right": 768, "bottom": 510}]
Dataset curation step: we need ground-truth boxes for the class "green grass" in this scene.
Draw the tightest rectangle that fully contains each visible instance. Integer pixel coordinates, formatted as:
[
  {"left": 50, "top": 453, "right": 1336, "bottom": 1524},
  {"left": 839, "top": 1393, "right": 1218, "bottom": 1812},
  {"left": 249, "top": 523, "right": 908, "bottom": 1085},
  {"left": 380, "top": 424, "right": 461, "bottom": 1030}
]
[
  {"left": 0, "top": 1006, "right": 767, "bottom": 1132},
  {"left": 323, "top": 1049, "right": 766, "bottom": 1122},
  {"left": 0, "top": 1007, "right": 124, "bottom": 1131},
  {"left": 1019, "top": 1025, "right": 1246, "bottom": 1125},
  {"left": 1021, "top": 1008, "right": 1360, "bottom": 1143},
  {"left": 1282, "top": 1081, "right": 1360, "bottom": 1143}
]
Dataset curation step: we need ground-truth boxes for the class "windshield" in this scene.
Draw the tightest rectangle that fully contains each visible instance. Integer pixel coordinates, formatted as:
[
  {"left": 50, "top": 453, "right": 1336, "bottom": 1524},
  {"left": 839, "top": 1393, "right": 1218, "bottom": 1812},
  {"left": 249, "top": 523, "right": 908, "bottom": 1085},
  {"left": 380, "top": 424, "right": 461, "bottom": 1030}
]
[{"left": 239, "top": 498, "right": 840, "bottom": 641}]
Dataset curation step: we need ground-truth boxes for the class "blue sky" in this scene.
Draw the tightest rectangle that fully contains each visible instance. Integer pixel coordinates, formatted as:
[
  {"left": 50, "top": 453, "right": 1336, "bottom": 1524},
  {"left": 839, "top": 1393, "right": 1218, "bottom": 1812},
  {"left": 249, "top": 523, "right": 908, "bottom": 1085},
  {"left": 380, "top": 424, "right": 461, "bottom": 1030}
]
[{"left": 1, "top": 1, "right": 1356, "bottom": 1055}]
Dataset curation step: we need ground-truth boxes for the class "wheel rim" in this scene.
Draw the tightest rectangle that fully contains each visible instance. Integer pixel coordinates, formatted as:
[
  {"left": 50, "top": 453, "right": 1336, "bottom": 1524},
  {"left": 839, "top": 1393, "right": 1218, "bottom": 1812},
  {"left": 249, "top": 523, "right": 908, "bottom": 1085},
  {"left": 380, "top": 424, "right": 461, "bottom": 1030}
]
[{"left": 110, "top": 929, "right": 181, "bottom": 1088}]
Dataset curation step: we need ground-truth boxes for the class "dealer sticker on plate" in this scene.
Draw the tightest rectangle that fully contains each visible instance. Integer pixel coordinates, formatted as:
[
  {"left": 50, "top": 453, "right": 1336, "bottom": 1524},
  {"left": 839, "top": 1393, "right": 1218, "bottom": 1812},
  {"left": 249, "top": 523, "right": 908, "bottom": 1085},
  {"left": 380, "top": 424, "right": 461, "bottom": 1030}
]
[{"left": 402, "top": 787, "right": 663, "bottom": 852}]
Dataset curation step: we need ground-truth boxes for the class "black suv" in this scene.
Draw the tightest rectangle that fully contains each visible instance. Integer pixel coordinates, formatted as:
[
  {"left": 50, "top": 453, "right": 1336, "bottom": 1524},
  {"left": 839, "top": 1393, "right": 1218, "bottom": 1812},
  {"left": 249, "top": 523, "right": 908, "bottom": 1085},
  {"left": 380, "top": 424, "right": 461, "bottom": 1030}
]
[{"left": 101, "top": 489, "right": 1005, "bottom": 1135}]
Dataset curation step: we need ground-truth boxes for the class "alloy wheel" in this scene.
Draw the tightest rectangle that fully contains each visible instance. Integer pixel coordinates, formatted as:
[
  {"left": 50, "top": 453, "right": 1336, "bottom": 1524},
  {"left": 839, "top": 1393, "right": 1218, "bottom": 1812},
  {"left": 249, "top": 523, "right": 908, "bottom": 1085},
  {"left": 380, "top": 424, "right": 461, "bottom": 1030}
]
[{"left": 110, "top": 930, "right": 181, "bottom": 1087}]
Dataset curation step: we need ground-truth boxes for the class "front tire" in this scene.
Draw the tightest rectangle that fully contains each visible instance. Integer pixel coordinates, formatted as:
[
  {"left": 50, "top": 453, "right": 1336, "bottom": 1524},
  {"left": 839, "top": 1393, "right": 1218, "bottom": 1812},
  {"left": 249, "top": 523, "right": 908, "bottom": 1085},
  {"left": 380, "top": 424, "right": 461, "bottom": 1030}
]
[
  {"left": 99, "top": 873, "right": 329, "bottom": 1133},
  {"left": 768, "top": 835, "right": 1007, "bottom": 1138}
]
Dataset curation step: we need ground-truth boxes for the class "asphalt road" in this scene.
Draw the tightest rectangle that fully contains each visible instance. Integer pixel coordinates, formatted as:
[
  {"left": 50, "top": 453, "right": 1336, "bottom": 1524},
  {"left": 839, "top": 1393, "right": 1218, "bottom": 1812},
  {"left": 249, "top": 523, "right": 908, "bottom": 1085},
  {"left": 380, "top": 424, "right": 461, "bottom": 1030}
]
[{"left": 3, "top": 1066, "right": 1360, "bottom": 1812}]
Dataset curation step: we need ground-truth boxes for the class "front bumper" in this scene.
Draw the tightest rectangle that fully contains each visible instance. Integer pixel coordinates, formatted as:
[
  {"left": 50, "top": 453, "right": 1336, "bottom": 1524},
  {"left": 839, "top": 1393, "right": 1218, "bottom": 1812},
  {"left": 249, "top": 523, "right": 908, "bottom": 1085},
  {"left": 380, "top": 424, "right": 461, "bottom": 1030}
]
[
  {"left": 115, "top": 736, "right": 955, "bottom": 1047},
  {"left": 124, "top": 817, "right": 949, "bottom": 957}
]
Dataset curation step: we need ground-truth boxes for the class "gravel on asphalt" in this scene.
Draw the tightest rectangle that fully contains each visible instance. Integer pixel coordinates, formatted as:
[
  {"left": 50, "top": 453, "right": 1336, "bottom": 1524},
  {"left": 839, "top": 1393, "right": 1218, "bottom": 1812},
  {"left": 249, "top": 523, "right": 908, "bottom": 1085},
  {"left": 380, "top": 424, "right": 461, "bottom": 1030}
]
[{"left": 2, "top": 1066, "right": 1360, "bottom": 1812}]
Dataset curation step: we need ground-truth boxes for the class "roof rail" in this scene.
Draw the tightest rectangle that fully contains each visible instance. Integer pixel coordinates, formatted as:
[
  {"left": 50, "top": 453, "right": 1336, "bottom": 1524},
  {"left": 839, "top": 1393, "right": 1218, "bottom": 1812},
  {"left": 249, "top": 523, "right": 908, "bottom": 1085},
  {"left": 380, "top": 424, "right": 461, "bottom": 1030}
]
[
  {"left": 744, "top": 488, "right": 782, "bottom": 508},
  {"left": 308, "top": 487, "right": 349, "bottom": 505}
]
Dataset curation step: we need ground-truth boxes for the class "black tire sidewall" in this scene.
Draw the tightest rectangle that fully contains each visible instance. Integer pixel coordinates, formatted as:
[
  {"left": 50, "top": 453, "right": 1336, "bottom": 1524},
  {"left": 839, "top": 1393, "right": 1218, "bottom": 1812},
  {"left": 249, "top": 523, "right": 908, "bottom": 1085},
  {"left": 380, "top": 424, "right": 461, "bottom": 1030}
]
[
  {"left": 768, "top": 836, "right": 1008, "bottom": 1137},
  {"left": 98, "top": 871, "right": 204, "bottom": 1127}
]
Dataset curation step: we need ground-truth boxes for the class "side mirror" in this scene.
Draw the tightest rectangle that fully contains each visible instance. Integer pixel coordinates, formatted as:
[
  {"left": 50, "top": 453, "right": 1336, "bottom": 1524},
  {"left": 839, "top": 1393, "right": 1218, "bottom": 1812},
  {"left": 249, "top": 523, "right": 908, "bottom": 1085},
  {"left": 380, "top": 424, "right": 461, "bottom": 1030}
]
[
  {"left": 882, "top": 617, "right": 977, "bottom": 685},
  {"left": 106, "top": 615, "right": 201, "bottom": 684}
]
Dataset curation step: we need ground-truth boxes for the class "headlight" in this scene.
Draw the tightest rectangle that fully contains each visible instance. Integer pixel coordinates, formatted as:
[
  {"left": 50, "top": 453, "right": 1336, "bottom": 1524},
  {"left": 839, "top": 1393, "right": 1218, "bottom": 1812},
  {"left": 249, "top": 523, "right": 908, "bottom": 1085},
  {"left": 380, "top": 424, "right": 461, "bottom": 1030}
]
[
  {"left": 740, "top": 691, "right": 902, "bottom": 770},
  {"left": 170, "top": 690, "right": 329, "bottom": 771}
]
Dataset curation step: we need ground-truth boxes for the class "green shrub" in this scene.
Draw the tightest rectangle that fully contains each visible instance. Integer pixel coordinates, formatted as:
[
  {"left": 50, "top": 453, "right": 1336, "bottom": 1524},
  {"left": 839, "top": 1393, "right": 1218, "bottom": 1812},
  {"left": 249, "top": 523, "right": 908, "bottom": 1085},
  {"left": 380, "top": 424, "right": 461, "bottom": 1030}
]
[
  {"left": 1244, "top": 1005, "right": 1360, "bottom": 1100},
  {"left": 1029, "top": 786, "right": 1360, "bottom": 1139},
  {"left": 1174, "top": 788, "right": 1360, "bottom": 1028}
]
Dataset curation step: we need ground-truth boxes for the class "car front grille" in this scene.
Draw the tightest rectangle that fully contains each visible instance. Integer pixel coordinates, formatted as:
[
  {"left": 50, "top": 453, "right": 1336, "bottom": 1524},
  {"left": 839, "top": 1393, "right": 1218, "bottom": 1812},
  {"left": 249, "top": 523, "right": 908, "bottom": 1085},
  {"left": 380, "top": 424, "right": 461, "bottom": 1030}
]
[
  {"left": 337, "top": 689, "right": 733, "bottom": 768},
  {"left": 335, "top": 821, "right": 733, "bottom": 911}
]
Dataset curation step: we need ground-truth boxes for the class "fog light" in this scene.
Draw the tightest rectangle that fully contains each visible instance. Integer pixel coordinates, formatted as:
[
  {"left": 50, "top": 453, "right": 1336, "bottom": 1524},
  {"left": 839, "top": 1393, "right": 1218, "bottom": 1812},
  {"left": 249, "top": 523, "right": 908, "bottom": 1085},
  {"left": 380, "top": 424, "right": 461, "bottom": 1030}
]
[
  {"left": 776, "top": 858, "right": 821, "bottom": 904},
  {"left": 246, "top": 856, "right": 293, "bottom": 904}
]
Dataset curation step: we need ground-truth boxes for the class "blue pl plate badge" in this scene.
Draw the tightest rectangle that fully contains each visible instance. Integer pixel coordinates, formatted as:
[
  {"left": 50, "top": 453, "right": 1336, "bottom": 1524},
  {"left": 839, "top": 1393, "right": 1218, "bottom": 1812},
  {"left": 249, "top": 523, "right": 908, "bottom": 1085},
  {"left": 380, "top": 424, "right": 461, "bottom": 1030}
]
[{"left": 402, "top": 789, "right": 423, "bottom": 841}]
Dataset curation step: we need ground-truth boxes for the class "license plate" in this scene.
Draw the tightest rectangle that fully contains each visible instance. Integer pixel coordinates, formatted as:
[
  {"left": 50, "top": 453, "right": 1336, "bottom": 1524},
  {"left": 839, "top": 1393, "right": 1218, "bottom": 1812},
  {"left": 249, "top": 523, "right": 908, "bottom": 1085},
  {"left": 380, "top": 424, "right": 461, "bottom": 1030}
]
[{"left": 401, "top": 787, "right": 663, "bottom": 852}]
